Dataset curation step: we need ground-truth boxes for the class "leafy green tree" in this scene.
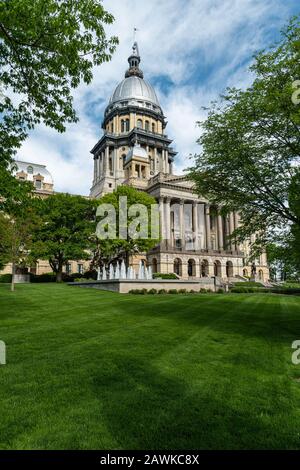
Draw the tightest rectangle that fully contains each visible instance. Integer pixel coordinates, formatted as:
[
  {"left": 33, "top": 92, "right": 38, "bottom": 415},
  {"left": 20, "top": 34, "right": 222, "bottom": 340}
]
[
  {"left": 0, "top": 0, "right": 118, "bottom": 179},
  {"left": 31, "top": 193, "right": 97, "bottom": 282},
  {"left": 0, "top": 196, "right": 40, "bottom": 291},
  {"left": 93, "top": 186, "right": 159, "bottom": 268},
  {"left": 189, "top": 16, "right": 300, "bottom": 256}
]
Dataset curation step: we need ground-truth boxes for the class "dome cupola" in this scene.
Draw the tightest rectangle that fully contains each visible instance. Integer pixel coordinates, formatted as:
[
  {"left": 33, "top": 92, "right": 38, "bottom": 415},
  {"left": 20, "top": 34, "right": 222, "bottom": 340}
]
[{"left": 104, "top": 42, "right": 163, "bottom": 121}]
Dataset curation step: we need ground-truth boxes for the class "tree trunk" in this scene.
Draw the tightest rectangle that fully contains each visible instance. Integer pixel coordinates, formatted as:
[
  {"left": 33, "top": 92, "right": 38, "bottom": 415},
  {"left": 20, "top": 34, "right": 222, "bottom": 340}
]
[
  {"left": 56, "top": 269, "right": 63, "bottom": 283},
  {"left": 11, "top": 261, "right": 15, "bottom": 292}
]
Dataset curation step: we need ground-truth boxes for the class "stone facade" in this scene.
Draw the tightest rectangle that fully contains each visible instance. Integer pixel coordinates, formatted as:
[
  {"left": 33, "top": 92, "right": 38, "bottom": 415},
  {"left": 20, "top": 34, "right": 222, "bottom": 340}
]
[{"left": 89, "top": 42, "right": 269, "bottom": 282}]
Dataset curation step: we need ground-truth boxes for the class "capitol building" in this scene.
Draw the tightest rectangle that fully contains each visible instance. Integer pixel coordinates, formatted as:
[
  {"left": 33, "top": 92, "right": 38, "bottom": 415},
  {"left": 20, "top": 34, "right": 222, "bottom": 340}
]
[
  {"left": 4, "top": 42, "right": 269, "bottom": 282},
  {"left": 89, "top": 42, "right": 268, "bottom": 281}
]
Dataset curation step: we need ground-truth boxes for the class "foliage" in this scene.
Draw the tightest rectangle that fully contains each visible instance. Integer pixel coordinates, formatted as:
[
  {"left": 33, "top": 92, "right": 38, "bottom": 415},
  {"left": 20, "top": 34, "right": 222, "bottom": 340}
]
[
  {"left": 0, "top": 273, "right": 12, "bottom": 283},
  {"left": 0, "top": 0, "right": 118, "bottom": 169},
  {"left": 92, "top": 186, "right": 159, "bottom": 268},
  {"left": 153, "top": 272, "right": 177, "bottom": 279},
  {"left": 31, "top": 193, "right": 97, "bottom": 282},
  {"left": 0, "top": 195, "right": 40, "bottom": 290},
  {"left": 189, "top": 16, "right": 300, "bottom": 257}
]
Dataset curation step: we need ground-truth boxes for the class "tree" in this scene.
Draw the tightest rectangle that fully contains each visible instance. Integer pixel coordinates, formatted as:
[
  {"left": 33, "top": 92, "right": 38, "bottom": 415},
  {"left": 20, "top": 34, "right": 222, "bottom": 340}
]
[
  {"left": 93, "top": 186, "right": 159, "bottom": 269},
  {"left": 0, "top": 196, "right": 40, "bottom": 291},
  {"left": 0, "top": 0, "right": 118, "bottom": 175},
  {"left": 31, "top": 193, "right": 96, "bottom": 282},
  {"left": 189, "top": 16, "right": 300, "bottom": 257}
]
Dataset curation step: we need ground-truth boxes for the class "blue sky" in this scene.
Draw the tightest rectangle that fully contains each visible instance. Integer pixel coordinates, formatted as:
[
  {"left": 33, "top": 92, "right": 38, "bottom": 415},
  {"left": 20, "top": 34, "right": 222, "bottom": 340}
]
[{"left": 17, "top": 0, "right": 299, "bottom": 195}]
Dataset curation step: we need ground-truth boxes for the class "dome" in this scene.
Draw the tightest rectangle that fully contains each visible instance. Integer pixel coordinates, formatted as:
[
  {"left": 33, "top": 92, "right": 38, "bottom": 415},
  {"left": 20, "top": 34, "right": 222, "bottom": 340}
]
[
  {"left": 109, "top": 76, "right": 160, "bottom": 107},
  {"left": 125, "top": 143, "right": 148, "bottom": 163}
]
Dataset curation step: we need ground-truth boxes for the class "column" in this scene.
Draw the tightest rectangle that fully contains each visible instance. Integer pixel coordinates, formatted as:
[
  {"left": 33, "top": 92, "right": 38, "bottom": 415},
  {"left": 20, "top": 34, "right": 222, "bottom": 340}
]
[
  {"left": 114, "top": 147, "right": 118, "bottom": 176},
  {"left": 192, "top": 201, "right": 198, "bottom": 250},
  {"left": 179, "top": 200, "right": 185, "bottom": 249},
  {"left": 165, "top": 197, "right": 171, "bottom": 247},
  {"left": 159, "top": 197, "right": 165, "bottom": 242},
  {"left": 97, "top": 155, "right": 101, "bottom": 180},
  {"left": 154, "top": 148, "right": 157, "bottom": 173},
  {"left": 165, "top": 150, "right": 169, "bottom": 173},
  {"left": 105, "top": 146, "right": 109, "bottom": 175},
  {"left": 229, "top": 212, "right": 235, "bottom": 250},
  {"left": 217, "top": 214, "right": 223, "bottom": 250},
  {"left": 162, "top": 150, "right": 165, "bottom": 173},
  {"left": 93, "top": 157, "right": 97, "bottom": 183},
  {"left": 205, "top": 204, "right": 211, "bottom": 250}
]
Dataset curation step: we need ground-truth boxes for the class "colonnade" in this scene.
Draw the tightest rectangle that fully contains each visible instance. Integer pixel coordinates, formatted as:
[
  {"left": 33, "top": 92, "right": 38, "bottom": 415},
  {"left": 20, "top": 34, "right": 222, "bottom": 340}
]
[{"left": 159, "top": 197, "right": 240, "bottom": 252}]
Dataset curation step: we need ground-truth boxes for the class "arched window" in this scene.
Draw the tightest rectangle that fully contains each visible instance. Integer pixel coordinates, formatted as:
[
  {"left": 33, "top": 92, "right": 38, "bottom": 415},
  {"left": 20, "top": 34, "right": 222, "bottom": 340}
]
[
  {"left": 201, "top": 260, "right": 209, "bottom": 277},
  {"left": 125, "top": 119, "right": 130, "bottom": 132},
  {"left": 152, "top": 122, "right": 155, "bottom": 133},
  {"left": 174, "top": 258, "right": 182, "bottom": 276},
  {"left": 243, "top": 268, "right": 248, "bottom": 277},
  {"left": 226, "top": 261, "right": 233, "bottom": 277},
  {"left": 188, "top": 259, "right": 196, "bottom": 277},
  {"left": 27, "top": 166, "right": 33, "bottom": 174},
  {"left": 121, "top": 154, "right": 126, "bottom": 168},
  {"left": 121, "top": 119, "right": 125, "bottom": 132},
  {"left": 137, "top": 119, "right": 143, "bottom": 129},
  {"left": 145, "top": 120, "right": 149, "bottom": 131},
  {"left": 214, "top": 260, "right": 222, "bottom": 277},
  {"left": 258, "top": 270, "right": 264, "bottom": 281}
]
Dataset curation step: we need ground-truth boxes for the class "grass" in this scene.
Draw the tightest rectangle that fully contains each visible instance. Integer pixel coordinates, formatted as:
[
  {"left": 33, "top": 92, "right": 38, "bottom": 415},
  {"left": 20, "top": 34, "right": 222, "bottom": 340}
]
[{"left": 0, "top": 283, "right": 300, "bottom": 450}]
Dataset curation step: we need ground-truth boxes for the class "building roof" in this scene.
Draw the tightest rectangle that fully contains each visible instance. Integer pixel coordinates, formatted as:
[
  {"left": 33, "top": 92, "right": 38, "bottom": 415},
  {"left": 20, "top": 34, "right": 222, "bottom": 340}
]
[
  {"left": 13, "top": 160, "right": 54, "bottom": 185},
  {"left": 109, "top": 76, "right": 160, "bottom": 107},
  {"left": 125, "top": 143, "right": 148, "bottom": 163}
]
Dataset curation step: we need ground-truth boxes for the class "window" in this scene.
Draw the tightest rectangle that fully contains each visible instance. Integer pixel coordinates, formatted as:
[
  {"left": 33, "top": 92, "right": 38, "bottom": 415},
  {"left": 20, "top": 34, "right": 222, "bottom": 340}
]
[
  {"left": 122, "top": 154, "right": 126, "bottom": 168},
  {"left": 145, "top": 120, "right": 149, "bottom": 131},
  {"left": 152, "top": 123, "right": 155, "bottom": 133},
  {"left": 77, "top": 264, "right": 83, "bottom": 274},
  {"left": 35, "top": 180, "right": 42, "bottom": 189},
  {"left": 137, "top": 119, "right": 143, "bottom": 128},
  {"left": 27, "top": 166, "right": 33, "bottom": 174},
  {"left": 18, "top": 176, "right": 25, "bottom": 180},
  {"left": 125, "top": 119, "right": 130, "bottom": 131},
  {"left": 121, "top": 119, "right": 125, "bottom": 132},
  {"left": 66, "top": 263, "right": 72, "bottom": 274}
]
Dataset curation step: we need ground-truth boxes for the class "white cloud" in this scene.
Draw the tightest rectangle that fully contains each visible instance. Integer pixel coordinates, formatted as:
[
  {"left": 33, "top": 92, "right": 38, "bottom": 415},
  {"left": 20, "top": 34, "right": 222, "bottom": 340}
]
[{"left": 17, "top": 0, "right": 293, "bottom": 194}]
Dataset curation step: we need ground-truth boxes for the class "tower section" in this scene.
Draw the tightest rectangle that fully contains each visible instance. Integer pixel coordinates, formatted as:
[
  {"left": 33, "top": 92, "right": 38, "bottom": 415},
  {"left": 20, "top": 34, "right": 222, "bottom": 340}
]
[{"left": 90, "top": 42, "right": 177, "bottom": 198}]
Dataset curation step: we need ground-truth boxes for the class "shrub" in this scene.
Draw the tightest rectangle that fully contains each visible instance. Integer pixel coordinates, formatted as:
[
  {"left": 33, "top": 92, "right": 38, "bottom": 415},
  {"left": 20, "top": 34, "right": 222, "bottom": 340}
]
[
  {"left": 189, "top": 290, "right": 196, "bottom": 294},
  {"left": 83, "top": 269, "right": 97, "bottom": 280},
  {"left": 178, "top": 289, "right": 187, "bottom": 294},
  {"left": 148, "top": 288, "right": 157, "bottom": 294},
  {"left": 200, "top": 288, "right": 207, "bottom": 293},
  {"left": 0, "top": 273, "right": 12, "bottom": 283},
  {"left": 158, "top": 289, "right": 166, "bottom": 294},
  {"left": 217, "top": 288, "right": 225, "bottom": 293},
  {"left": 153, "top": 273, "right": 177, "bottom": 279},
  {"left": 168, "top": 289, "right": 178, "bottom": 294},
  {"left": 30, "top": 272, "right": 56, "bottom": 283}
]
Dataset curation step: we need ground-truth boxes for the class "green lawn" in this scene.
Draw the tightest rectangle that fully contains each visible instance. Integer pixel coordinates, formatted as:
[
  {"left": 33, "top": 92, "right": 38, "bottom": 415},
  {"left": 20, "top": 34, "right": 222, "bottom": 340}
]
[{"left": 0, "top": 284, "right": 300, "bottom": 450}]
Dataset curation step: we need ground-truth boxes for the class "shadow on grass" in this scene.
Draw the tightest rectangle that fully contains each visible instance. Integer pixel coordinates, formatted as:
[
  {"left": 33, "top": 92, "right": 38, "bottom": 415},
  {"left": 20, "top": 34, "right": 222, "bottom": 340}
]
[{"left": 90, "top": 352, "right": 299, "bottom": 449}]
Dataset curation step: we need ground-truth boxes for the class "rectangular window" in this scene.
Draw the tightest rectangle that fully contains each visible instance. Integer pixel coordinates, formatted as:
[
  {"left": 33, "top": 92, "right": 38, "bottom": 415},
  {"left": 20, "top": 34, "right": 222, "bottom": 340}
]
[
  {"left": 35, "top": 180, "right": 42, "bottom": 189},
  {"left": 66, "top": 263, "right": 72, "bottom": 274},
  {"left": 77, "top": 264, "right": 83, "bottom": 274}
]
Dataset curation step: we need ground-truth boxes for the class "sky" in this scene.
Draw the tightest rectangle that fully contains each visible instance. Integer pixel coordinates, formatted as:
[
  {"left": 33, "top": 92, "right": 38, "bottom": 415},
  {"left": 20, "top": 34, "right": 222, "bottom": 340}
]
[{"left": 16, "top": 0, "right": 299, "bottom": 196}]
